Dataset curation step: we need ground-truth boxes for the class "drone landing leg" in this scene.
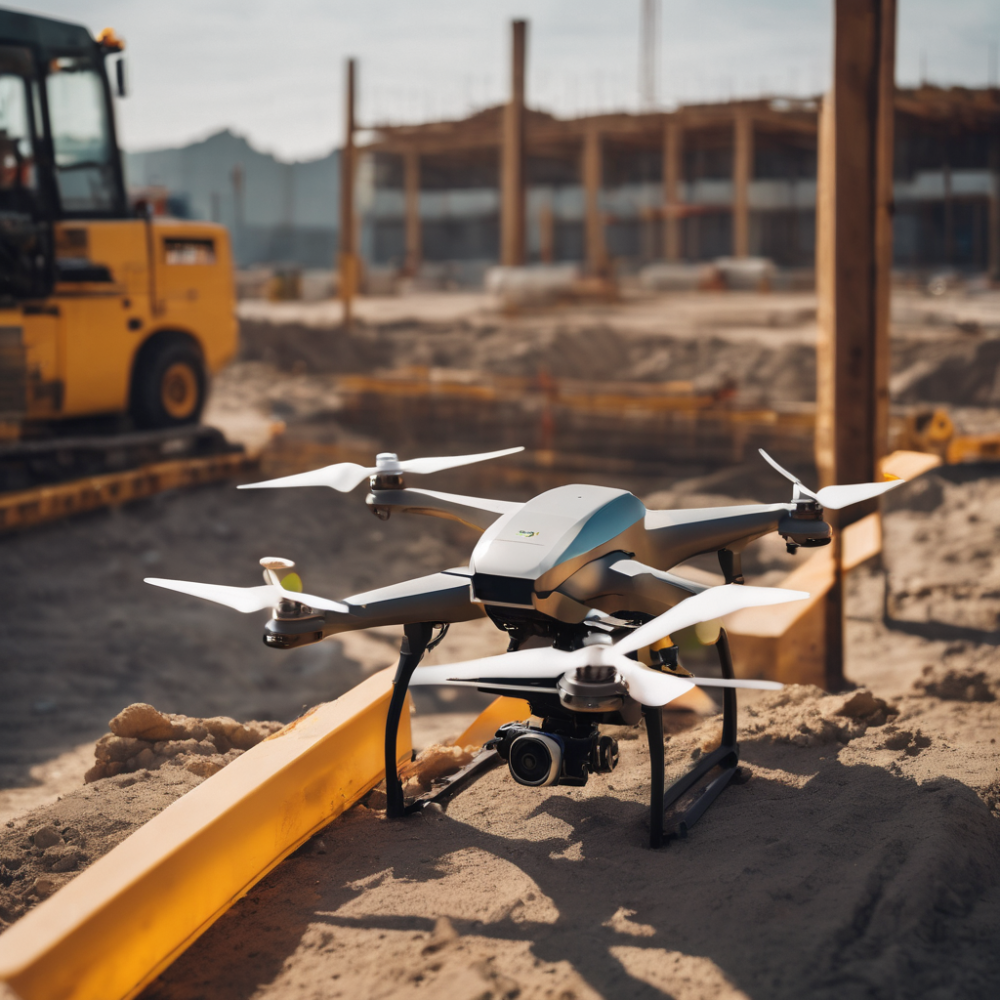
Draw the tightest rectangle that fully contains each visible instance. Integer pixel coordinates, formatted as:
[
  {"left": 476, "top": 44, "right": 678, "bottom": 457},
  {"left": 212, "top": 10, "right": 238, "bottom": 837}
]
[
  {"left": 384, "top": 621, "right": 435, "bottom": 819},
  {"left": 647, "top": 628, "right": 740, "bottom": 848}
]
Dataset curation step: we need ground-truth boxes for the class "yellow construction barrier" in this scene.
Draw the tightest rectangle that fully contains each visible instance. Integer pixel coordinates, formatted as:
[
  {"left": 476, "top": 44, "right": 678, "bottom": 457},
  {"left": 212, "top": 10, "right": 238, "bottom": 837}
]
[
  {"left": 0, "top": 452, "right": 255, "bottom": 534},
  {"left": 0, "top": 667, "right": 412, "bottom": 1000}
]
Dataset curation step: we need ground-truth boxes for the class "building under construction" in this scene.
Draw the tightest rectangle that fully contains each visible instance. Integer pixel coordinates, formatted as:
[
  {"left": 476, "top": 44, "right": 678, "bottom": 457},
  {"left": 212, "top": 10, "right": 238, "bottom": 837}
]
[{"left": 360, "top": 86, "right": 1000, "bottom": 279}]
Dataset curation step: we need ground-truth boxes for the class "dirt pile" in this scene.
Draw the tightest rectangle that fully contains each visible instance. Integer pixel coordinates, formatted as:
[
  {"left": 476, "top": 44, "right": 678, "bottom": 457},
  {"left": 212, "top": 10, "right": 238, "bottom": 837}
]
[
  {"left": 85, "top": 703, "right": 284, "bottom": 782},
  {"left": 140, "top": 685, "right": 1000, "bottom": 1000}
]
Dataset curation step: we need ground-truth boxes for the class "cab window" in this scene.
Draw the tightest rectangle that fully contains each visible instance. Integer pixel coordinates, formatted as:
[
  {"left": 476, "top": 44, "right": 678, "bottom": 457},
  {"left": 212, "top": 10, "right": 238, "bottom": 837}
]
[
  {"left": 0, "top": 46, "right": 37, "bottom": 204},
  {"left": 45, "top": 55, "right": 118, "bottom": 213}
]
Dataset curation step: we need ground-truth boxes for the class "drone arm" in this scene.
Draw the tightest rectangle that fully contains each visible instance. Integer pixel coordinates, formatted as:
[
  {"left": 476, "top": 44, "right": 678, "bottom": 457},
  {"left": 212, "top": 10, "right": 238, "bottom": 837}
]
[
  {"left": 643, "top": 503, "right": 793, "bottom": 567},
  {"left": 367, "top": 488, "right": 521, "bottom": 532},
  {"left": 553, "top": 553, "right": 707, "bottom": 618},
  {"left": 264, "top": 570, "right": 484, "bottom": 644}
]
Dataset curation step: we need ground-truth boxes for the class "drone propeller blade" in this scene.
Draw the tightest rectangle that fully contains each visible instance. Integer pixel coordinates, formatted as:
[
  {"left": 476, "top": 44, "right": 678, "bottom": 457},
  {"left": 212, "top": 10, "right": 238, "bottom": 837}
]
[
  {"left": 238, "top": 462, "right": 373, "bottom": 493},
  {"left": 144, "top": 577, "right": 349, "bottom": 614},
  {"left": 682, "top": 676, "right": 783, "bottom": 691},
  {"left": 614, "top": 584, "right": 809, "bottom": 656},
  {"left": 411, "top": 646, "right": 593, "bottom": 687},
  {"left": 758, "top": 448, "right": 807, "bottom": 488},
  {"left": 611, "top": 655, "right": 694, "bottom": 707},
  {"left": 400, "top": 446, "right": 524, "bottom": 475},
  {"left": 238, "top": 447, "right": 524, "bottom": 493},
  {"left": 812, "top": 480, "right": 905, "bottom": 509},
  {"left": 759, "top": 448, "right": 905, "bottom": 509}
]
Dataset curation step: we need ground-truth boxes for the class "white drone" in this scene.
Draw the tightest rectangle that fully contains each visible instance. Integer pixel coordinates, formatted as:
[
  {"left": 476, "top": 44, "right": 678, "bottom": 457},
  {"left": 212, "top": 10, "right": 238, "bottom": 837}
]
[{"left": 147, "top": 446, "right": 903, "bottom": 844}]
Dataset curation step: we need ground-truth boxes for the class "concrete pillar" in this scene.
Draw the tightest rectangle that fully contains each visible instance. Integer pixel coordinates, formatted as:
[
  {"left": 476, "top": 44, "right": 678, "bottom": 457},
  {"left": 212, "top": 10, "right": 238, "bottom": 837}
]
[
  {"left": 538, "top": 200, "right": 554, "bottom": 263},
  {"left": 500, "top": 20, "right": 527, "bottom": 266},
  {"left": 583, "top": 128, "right": 606, "bottom": 274},
  {"left": 732, "top": 112, "right": 753, "bottom": 258},
  {"left": 991, "top": 135, "right": 1000, "bottom": 281},
  {"left": 403, "top": 148, "right": 421, "bottom": 275},
  {"left": 815, "top": 0, "right": 897, "bottom": 689},
  {"left": 663, "top": 120, "right": 683, "bottom": 261},
  {"left": 339, "top": 57, "right": 357, "bottom": 325}
]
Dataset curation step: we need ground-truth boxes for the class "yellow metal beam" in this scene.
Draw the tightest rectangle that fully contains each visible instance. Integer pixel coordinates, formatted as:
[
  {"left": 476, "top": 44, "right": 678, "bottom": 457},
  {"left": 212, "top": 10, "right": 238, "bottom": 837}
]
[
  {"left": 0, "top": 452, "right": 254, "bottom": 534},
  {"left": 0, "top": 667, "right": 412, "bottom": 1000}
]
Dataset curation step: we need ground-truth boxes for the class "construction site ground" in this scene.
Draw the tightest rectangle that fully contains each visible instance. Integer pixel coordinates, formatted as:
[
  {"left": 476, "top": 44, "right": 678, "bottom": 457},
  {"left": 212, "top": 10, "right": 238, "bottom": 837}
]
[{"left": 1, "top": 288, "right": 999, "bottom": 998}]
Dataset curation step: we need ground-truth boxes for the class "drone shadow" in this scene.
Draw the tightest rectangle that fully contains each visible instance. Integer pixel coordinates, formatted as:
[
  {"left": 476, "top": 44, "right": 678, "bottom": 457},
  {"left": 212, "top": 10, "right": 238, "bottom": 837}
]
[{"left": 140, "top": 738, "right": 1000, "bottom": 1000}]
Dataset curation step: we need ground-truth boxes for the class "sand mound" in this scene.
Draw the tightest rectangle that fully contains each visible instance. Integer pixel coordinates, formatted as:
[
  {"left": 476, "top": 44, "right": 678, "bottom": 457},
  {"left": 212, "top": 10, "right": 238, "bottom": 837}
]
[{"left": 85, "top": 703, "right": 284, "bottom": 783}]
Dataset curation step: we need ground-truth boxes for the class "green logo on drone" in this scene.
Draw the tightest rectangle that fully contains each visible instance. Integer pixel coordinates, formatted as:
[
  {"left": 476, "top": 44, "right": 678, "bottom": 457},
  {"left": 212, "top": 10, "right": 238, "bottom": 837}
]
[{"left": 517, "top": 530, "right": 539, "bottom": 538}]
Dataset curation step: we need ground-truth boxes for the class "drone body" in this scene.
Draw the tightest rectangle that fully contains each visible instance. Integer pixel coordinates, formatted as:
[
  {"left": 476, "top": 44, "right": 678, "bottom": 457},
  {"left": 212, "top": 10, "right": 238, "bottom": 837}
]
[{"left": 146, "top": 446, "right": 904, "bottom": 843}]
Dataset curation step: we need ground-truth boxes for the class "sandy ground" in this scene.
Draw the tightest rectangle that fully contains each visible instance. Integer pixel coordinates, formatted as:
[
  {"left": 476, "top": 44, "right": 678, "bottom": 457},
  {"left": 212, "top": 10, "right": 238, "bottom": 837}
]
[
  {"left": 1, "top": 461, "right": 997, "bottom": 998},
  {"left": 1, "top": 289, "right": 998, "bottom": 995}
]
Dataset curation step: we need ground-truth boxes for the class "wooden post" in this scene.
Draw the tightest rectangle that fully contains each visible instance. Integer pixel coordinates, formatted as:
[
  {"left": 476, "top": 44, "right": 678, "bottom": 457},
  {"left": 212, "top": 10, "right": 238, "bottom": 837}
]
[
  {"left": 991, "top": 134, "right": 1000, "bottom": 281},
  {"left": 583, "top": 128, "right": 606, "bottom": 274},
  {"left": 815, "top": 0, "right": 896, "bottom": 690},
  {"left": 339, "top": 58, "right": 357, "bottom": 326},
  {"left": 732, "top": 112, "right": 753, "bottom": 258},
  {"left": 663, "top": 120, "right": 683, "bottom": 261},
  {"left": 404, "top": 148, "right": 421, "bottom": 276},
  {"left": 500, "top": 20, "right": 527, "bottom": 267}
]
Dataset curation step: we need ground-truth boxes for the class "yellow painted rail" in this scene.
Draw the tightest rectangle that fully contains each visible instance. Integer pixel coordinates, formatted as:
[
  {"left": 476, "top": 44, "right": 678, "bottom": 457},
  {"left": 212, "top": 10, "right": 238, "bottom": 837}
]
[
  {"left": 0, "top": 452, "right": 255, "bottom": 534},
  {"left": 0, "top": 667, "right": 412, "bottom": 1000}
]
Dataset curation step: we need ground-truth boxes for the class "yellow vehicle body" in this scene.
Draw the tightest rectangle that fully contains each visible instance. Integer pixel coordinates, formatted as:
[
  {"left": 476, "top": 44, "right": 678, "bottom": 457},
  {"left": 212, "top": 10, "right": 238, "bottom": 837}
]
[{"left": 0, "top": 218, "right": 236, "bottom": 427}]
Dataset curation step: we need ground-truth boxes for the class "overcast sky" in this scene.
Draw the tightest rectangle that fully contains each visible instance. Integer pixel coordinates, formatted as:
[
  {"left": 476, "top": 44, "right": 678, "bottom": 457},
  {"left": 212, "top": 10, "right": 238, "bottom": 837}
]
[{"left": 19, "top": 0, "right": 1000, "bottom": 161}]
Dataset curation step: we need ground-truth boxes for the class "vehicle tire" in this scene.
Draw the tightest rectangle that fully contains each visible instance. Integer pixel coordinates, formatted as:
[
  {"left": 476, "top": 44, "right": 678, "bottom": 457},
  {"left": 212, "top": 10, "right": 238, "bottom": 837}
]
[{"left": 130, "top": 338, "right": 206, "bottom": 429}]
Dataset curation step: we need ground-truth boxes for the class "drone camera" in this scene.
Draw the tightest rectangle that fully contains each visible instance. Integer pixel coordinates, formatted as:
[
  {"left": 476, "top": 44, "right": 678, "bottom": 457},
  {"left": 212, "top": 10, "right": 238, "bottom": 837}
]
[{"left": 489, "top": 721, "right": 618, "bottom": 788}]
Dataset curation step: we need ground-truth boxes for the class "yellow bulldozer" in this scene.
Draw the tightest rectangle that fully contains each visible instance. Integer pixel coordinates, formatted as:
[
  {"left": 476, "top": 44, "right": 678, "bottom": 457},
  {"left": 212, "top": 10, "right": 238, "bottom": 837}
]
[{"left": 0, "top": 7, "right": 237, "bottom": 441}]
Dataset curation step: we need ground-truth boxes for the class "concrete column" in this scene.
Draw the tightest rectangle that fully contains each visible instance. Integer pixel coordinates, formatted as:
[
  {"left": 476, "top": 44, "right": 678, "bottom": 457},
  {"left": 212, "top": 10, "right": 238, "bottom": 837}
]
[
  {"left": 663, "top": 120, "right": 683, "bottom": 260},
  {"left": 339, "top": 57, "right": 357, "bottom": 325},
  {"left": 815, "top": 0, "right": 897, "bottom": 689},
  {"left": 732, "top": 112, "right": 753, "bottom": 258},
  {"left": 500, "top": 20, "right": 527, "bottom": 266},
  {"left": 990, "top": 135, "right": 1000, "bottom": 281},
  {"left": 582, "top": 128, "right": 606, "bottom": 274},
  {"left": 403, "top": 148, "right": 421, "bottom": 275}
]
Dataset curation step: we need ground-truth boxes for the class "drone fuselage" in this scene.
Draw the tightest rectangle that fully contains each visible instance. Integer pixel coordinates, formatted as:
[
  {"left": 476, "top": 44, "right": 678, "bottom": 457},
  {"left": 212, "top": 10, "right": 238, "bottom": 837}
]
[{"left": 262, "top": 482, "right": 824, "bottom": 652}]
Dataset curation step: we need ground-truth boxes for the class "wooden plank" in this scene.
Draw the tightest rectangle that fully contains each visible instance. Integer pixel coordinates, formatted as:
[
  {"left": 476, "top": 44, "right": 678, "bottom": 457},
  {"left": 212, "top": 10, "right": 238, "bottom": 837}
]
[
  {"left": 0, "top": 668, "right": 412, "bottom": 1000},
  {"left": 500, "top": 20, "right": 527, "bottom": 266}
]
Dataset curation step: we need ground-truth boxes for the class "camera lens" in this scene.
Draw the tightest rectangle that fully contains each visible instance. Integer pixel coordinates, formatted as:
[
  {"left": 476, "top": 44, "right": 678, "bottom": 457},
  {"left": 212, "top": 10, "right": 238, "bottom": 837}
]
[{"left": 508, "top": 733, "right": 562, "bottom": 787}]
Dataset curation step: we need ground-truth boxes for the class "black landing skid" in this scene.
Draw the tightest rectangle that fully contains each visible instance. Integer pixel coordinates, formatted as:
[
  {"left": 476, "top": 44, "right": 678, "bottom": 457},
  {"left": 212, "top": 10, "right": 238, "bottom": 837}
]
[
  {"left": 644, "top": 627, "right": 741, "bottom": 848},
  {"left": 383, "top": 623, "right": 745, "bottom": 844}
]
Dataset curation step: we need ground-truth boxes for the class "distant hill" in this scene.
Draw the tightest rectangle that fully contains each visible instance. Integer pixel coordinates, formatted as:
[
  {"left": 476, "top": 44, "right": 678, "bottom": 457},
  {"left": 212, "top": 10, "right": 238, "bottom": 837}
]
[{"left": 124, "top": 130, "right": 340, "bottom": 268}]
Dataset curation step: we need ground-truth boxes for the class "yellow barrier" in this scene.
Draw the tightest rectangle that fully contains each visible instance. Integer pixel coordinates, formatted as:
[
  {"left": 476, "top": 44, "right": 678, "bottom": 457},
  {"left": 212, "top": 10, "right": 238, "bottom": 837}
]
[
  {"left": 0, "top": 667, "right": 412, "bottom": 1000},
  {"left": 0, "top": 452, "right": 255, "bottom": 534}
]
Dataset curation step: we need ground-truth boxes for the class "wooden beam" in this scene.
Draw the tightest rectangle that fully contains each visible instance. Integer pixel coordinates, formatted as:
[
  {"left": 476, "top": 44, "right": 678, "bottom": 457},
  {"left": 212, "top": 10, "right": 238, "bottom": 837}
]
[
  {"left": 815, "top": 0, "right": 897, "bottom": 690},
  {"left": 339, "top": 58, "right": 357, "bottom": 326},
  {"left": 582, "top": 128, "right": 606, "bottom": 274},
  {"left": 663, "top": 120, "right": 683, "bottom": 260},
  {"left": 732, "top": 112, "right": 753, "bottom": 258},
  {"left": 990, "top": 133, "right": 1000, "bottom": 281},
  {"left": 500, "top": 20, "right": 527, "bottom": 266},
  {"left": 403, "top": 148, "right": 421, "bottom": 276}
]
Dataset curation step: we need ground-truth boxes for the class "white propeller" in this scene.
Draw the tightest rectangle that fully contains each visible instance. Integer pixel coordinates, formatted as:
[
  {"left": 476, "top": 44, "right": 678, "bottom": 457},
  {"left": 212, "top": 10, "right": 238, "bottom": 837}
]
[
  {"left": 144, "top": 577, "right": 349, "bottom": 614},
  {"left": 759, "top": 449, "right": 904, "bottom": 510},
  {"left": 238, "top": 446, "right": 525, "bottom": 493},
  {"left": 411, "top": 583, "right": 804, "bottom": 707}
]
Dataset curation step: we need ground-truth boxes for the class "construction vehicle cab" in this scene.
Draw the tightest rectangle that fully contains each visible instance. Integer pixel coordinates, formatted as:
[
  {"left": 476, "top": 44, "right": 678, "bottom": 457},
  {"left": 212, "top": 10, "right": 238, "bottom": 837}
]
[{"left": 0, "top": 8, "right": 236, "bottom": 434}]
